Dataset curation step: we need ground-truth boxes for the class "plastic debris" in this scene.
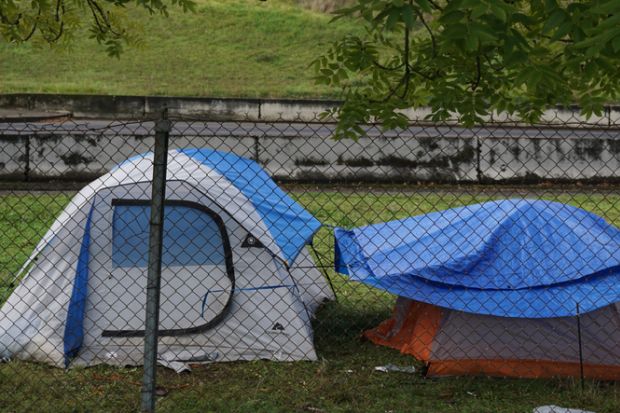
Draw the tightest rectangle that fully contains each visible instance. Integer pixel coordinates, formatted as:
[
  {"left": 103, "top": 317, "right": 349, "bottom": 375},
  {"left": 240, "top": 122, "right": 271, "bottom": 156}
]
[
  {"left": 533, "top": 406, "right": 596, "bottom": 413},
  {"left": 157, "top": 359, "right": 191, "bottom": 374},
  {"left": 373, "top": 364, "right": 416, "bottom": 374}
]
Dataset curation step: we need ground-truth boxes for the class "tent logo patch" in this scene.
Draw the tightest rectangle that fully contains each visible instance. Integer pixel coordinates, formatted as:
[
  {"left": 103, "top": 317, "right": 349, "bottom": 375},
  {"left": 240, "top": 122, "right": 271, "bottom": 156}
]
[{"left": 267, "top": 322, "right": 288, "bottom": 335}]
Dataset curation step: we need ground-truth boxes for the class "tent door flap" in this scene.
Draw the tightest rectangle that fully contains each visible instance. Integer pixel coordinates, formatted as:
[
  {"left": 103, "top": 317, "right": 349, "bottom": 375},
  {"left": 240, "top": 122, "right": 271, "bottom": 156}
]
[{"left": 96, "top": 199, "right": 235, "bottom": 337}]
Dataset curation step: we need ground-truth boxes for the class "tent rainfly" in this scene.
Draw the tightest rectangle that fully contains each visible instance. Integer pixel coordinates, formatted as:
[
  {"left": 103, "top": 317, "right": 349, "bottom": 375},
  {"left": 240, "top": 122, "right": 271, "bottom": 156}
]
[
  {"left": 335, "top": 199, "right": 620, "bottom": 380},
  {"left": 0, "top": 148, "right": 333, "bottom": 369}
]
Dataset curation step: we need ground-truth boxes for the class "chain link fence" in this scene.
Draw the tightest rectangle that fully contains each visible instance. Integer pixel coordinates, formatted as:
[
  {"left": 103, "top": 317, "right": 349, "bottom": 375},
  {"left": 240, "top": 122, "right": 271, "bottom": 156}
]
[{"left": 1, "top": 110, "right": 620, "bottom": 412}]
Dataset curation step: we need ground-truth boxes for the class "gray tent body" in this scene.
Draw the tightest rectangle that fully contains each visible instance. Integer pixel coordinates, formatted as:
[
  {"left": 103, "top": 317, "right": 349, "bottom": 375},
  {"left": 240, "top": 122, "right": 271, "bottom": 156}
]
[{"left": 0, "top": 151, "right": 334, "bottom": 368}]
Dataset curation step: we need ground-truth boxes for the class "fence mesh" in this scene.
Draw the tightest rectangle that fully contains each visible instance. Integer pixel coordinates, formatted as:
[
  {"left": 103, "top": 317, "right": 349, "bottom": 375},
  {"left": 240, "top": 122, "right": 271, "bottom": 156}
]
[{"left": 1, "top": 111, "right": 620, "bottom": 412}]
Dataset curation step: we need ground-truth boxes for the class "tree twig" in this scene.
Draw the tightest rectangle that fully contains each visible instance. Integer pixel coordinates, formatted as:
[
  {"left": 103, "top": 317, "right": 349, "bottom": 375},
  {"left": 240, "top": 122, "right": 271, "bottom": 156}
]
[
  {"left": 427, "top": 0, "right": 444, "bottom": 11},
  {"left": 414, "top": 7, "right": 437, "bottom": 57},
  {"left": 471, "top": 55, "right": 481, "bottom": 91}
]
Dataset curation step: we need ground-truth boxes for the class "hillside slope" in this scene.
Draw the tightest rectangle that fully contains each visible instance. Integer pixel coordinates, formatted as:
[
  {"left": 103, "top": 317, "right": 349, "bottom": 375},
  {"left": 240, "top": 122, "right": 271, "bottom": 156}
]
[{"left": 0, "top": 0, "right": 360, "bottom": 98}]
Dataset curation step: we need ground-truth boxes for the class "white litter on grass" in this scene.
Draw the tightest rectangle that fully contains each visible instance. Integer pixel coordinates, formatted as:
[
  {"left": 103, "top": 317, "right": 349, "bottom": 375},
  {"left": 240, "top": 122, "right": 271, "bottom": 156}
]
[
  {"left": 533, "top": 406, "right": 596, "bottom": 413},
  {"left": 373, "top": 364, "right": 416, "bottom": 374},
  {"left": 157, "top": 359, "right": 191, "bottom": 374}
]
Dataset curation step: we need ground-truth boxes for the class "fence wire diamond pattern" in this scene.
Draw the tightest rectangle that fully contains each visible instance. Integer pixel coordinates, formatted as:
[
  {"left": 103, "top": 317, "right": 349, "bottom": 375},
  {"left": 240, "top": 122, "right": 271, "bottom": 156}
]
[{"left": 0, "top": 111, "right": 619, "bottom": 412}]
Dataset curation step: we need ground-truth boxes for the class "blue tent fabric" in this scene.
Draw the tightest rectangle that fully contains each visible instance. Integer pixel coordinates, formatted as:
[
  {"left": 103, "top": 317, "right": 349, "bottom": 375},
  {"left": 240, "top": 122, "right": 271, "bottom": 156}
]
[
  {"left": 63, "top": 203, "right": 94, "bottom": 366},
  {"left": 334, "top": 199, "right": 620, "bottom": 318},
  {"left": 179, "top": 148, "right": 321, "bottom": 265}
]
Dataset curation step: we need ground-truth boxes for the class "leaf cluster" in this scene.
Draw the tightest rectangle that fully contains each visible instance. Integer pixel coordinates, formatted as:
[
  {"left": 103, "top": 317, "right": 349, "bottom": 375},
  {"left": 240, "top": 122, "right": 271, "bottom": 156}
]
[
  {"left": 313, "top": 0, "right": 620, "bottom": 138},
  {"left": 0, "top": 0, "right": 195, "bottom": 56}
]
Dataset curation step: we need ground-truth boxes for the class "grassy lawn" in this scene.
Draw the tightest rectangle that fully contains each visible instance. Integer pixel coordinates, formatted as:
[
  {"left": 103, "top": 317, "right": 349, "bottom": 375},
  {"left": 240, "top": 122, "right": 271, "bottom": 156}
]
[
  {"left": 0, "top": 0, "right": 359, "bottom": 98},
  {"left": 1, "top": 187, "right": 620, "bottom": 412}
]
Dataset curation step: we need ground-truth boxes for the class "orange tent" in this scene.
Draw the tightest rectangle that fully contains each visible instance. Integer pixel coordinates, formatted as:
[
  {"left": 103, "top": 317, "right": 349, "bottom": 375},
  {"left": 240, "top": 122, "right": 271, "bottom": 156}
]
[{"left": 364, "top": 297, "right": 620, "bottom": 380}]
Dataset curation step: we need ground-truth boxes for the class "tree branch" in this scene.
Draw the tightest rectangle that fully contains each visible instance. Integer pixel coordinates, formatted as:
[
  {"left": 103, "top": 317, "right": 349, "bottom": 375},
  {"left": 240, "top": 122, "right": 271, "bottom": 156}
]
[
  {"left": 372, "top": 59, "right": 405, "bottom": 71},
  {"left": 0, "top": 9, "right": 20, "bottom": 26},
  {"left": 368, "top": 72, "right": 408, "bottom": 104},
  {"left": 43, "top": 0, "right": 65, "bottom": 42},
  {"left": 484, "top": 53, "right": 504, "bottom": 72},
  {"left": 414, "top": 7, "right": 437, "bottom": 57},
  {"left": 427, "top": 0, "right": 444, "bottom": 11},
  {"left": 471, "top": 55, "right": 481, "bottom": 91},
  {"left": 541, "top": 34, "right": 573, "bottom": 44},
  {"left": 19, "top": 6, "right": 41, "bottom": 42},
  {"left": 87, "top": 0, "right": 123, "bottom": 37},
  {"left": 55, "top": 0, "right": 62, "bottom": 22},
  {"left": 400, "top": 22, "right": 411, "bottom": 99}
]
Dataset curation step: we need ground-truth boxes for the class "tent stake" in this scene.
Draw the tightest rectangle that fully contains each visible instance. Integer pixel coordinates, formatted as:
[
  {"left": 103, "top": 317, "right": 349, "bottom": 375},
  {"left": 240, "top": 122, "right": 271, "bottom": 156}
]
[
  {"left": 141, "top": 108, "right": 171, "bottom": 413},
  {"left": 576, "top": 302, "right": 584, "bottom": 391}
]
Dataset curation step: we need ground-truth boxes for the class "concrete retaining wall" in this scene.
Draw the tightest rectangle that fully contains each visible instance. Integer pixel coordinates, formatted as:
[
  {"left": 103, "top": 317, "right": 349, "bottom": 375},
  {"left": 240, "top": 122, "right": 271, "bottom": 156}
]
[
  {"left": 1, "top": 125, "right": 620, "bottom": 183},
  {"left": 1, "top": 94, "right": 620, "bottom": 183},
  {"left": 0, "top": 94, "right": 341, "bottom": 122},
  {"left": 2, "top": 93, "right": 620, "bottom": 125}
]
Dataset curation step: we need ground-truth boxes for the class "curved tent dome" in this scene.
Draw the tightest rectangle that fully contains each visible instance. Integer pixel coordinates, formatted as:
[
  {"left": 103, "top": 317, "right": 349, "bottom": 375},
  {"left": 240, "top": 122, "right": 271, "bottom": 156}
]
[
  {"left": 0, "top": 148, "right": 331, "bottom": 369},
  {"left": 24, "top": 148, "right": 320, "bottom": 272},
  {"left": 335, "top": 199, "right": 620, "bottom": 318}
]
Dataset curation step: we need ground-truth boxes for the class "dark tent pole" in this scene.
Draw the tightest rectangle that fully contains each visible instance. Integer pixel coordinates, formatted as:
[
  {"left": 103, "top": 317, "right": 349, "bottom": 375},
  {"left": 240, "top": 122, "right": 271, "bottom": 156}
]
[
  {"left": 576, "top": 302, "right": 584, "bottom": 391},
  {"left": 310, "top": 243, "right": 338, "bottom": 302}
]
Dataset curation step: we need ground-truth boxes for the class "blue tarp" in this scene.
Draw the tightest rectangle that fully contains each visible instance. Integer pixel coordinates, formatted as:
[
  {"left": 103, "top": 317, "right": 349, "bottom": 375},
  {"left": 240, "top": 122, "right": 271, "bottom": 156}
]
[{"left": 334, "top": 199, "right": 620, "bottom": 318}]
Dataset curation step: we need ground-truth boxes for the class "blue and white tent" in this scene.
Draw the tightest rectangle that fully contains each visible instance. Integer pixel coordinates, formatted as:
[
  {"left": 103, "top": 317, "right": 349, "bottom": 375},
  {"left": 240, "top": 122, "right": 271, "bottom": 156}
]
[{"left": 0, "top": 148, "right": 333, "bottom": 369}]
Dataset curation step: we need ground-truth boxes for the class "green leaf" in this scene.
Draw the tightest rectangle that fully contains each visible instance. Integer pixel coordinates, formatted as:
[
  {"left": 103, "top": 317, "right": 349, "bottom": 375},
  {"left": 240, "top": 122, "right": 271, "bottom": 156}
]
[
  {"left": 471, "top": 4, "right": 489, "bottom": 20},
  {"left": 439, "top": 10, "right": 466, "bottom": 25},
  {"left": 613, "top": 35, "right": 620, "bottom": 53},
  {"left": 512, "top": 13, "right": 535, "bottom": 26},
  {"left": 415, "top": 0, "right": 432, "bottom": 14},
  {"left": 465, "top": 32, "right": 479, "bottom": 51},
  {"left": 402, "top": 4, "right": 416, "bottom": 29},
  {"left": 471, "top": 24, "right": 498, "bottom": 43},
  {"left": 489, "top": 3, "right": 508, "bottom": 23},
  {"left": 542, "top": 9, "right": 566, "bottom": 34},
  {"left": 550, "top": 21, "right": 572, "bottom": 41},
  {"left": 385, "top": 7, "right": 402, "bottom": 31},
  {"left": 590, "top": 0, "right": 620, "bottom": 15}
]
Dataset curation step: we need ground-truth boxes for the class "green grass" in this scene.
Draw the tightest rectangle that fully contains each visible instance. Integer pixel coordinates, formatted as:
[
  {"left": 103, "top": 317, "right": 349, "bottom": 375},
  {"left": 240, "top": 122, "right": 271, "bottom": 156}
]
[
  {"left": 2, "top": 187, "right": 620, "bottom": 412},
  {"left": 0, "top": 0, "right": 360, "bottom": 98},
  {"left": 0, "top": 193, "right": 73, "bottom": 303}
]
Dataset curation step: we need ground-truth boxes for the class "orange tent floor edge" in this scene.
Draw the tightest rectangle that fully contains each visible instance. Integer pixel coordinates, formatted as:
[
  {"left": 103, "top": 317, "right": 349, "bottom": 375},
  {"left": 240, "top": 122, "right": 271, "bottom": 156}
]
[{"left": 428, "top": 359, "right": 620, "bottom": 380}]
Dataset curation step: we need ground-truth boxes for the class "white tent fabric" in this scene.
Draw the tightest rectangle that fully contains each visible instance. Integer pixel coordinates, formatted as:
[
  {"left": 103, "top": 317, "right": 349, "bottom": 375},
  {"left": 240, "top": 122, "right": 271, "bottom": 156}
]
[{"left": 0, "top": 149, "right": 333, "bottom": 368}]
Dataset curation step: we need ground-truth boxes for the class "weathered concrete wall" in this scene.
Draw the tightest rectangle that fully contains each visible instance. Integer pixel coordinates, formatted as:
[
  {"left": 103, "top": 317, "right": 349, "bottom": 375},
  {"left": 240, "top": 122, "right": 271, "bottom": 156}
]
[
  {"left": 1, "top": 94, "right": 619, "bottom": 183},
  {"left": 0, "top": 135, "right": 26, "bottom": 180},
  {"left": 259, "top": 135, "right": 479, "bottom": 182},
  {"left": 2, "top": 127, "right": 620, "bottom": 183},
  {"left": 479, "top": 135, "right": 620, "bottom": 181},
  {"left": 0, "top": 94, "right": 341, "bottom": 122},
  {"left": 2, "top": 93, "right": 620, "bottom": 125}
]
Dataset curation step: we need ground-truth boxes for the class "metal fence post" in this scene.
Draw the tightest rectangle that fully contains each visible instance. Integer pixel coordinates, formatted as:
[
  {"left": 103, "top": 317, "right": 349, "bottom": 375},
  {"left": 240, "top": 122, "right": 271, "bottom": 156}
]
[{"left": 141, "top": 108, "right": 171, "bottom": 413}]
